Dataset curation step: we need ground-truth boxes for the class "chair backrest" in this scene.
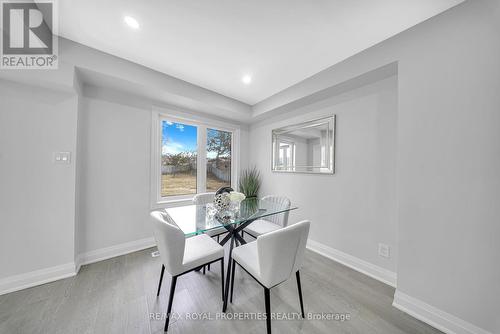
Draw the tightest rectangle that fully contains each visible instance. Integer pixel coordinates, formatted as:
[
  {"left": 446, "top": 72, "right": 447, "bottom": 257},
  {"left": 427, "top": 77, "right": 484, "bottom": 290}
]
[
  {"left": 192, "top": 192, "right": 215, "bottom": 205},
  {"left": 150, "top": 210, "right": 186, "bottom": 276},
  {"left": 256, "top": 220, "right": 310, "bottom": 288},
  {"left": 262, "top": 195, "right": 291, "bottom": 227}
]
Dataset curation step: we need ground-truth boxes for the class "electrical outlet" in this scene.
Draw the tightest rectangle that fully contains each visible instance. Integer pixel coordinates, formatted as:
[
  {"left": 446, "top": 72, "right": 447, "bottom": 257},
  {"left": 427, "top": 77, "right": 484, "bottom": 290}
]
[{"left": 378, "top": 243, "right": 390, "bottom": 258}]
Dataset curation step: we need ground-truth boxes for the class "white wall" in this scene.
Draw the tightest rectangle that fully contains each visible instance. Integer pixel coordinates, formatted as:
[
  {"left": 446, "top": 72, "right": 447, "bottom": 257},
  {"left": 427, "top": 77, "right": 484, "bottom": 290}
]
[
  {"left": 75, "top": 90, "right": 250, "bottom": 257},
  {"left": 250, "top": 77, "right": 398, "bottom": 273},
  {"left": 76, "top": 96, "right": 153, "bottom": 256},
  {"left": 0, "top": 80, "right": 78, "bottom": 280},
  {"left": 252, "top": 1, "right": 500, "bottom": 333},
  {"left": 74, "top": 95, "right": 84, "bottom": 258},
  {"left": 0, "top": 38, "right": 252, "bottom": 123},
  {"left": 395, "top": 3, "right": 500, "bottom": 330},
  {"left": 1, "top": 2, "right": 498, "bottom": 332},
  {"left": 0, "top": 39, "right": 251, "bottom": 290}
]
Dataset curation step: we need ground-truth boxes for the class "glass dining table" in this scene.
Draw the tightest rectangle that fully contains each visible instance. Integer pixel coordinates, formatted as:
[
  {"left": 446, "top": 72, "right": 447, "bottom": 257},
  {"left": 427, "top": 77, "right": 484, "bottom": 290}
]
[{"left": 162, "top": 197, "right": 297, "bottom": 312}]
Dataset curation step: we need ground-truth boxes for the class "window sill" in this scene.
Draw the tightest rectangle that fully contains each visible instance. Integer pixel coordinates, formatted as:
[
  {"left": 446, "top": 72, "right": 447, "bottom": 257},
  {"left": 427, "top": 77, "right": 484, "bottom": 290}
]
[{"left": 151, "top": 196, "right": 194, "bottom": 210}]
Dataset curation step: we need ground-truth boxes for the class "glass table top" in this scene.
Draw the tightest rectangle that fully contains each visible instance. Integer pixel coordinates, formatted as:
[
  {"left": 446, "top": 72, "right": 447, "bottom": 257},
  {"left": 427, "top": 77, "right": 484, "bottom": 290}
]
[{"left": 164, "top": 198, "right": 297, "bottom": 236}]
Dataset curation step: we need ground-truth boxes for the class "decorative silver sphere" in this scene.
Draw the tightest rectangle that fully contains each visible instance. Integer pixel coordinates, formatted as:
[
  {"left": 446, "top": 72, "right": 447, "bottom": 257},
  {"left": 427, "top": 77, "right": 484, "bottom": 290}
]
[{"left": 213, "top": 193, "right": 231, "bottom": 211}]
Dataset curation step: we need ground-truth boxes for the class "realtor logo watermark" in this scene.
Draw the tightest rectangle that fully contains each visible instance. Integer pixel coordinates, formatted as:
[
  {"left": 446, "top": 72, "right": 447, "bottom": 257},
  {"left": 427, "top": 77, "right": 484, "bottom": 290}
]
[
  {"left": 149, "top": 311, "right": 352, "bottom": 322},
  {"left": 1, "top": 0, "right": 58, "bottom": 69}
]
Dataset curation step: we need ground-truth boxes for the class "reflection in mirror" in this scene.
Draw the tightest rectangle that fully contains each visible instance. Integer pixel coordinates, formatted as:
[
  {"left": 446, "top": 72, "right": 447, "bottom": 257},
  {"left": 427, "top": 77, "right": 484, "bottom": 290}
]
[{"left": 272, "top": 116, "right": 335, "bottom": 174}]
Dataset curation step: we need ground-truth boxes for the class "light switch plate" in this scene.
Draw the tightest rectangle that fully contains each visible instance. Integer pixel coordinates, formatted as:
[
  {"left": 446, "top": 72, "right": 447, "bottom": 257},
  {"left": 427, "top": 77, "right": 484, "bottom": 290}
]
[{"left": 54, "top": 152, "right": 71, "bottom": 164}]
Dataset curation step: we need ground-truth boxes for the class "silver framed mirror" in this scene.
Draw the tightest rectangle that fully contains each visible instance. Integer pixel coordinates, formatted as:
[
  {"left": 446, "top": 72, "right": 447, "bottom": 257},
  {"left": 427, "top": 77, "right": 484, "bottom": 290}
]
[{"left": 272, "top": 115, "right": 336, "bottom": 174}]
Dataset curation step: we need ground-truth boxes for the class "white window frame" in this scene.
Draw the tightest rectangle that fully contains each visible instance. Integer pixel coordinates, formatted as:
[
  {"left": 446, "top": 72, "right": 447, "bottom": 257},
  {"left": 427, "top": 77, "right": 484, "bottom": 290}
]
[{"left": 150, "top": 107, "right": 240, "bottom": 208}]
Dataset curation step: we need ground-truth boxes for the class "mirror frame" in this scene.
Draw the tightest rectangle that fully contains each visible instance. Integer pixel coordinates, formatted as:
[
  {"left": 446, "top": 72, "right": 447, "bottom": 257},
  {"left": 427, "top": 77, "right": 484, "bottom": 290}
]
[{"left": 271, "top": 115, "right": 336, "bottom": 174}]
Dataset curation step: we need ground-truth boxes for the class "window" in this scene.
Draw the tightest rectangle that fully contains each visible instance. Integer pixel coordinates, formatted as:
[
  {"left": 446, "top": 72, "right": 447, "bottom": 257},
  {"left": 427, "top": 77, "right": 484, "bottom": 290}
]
[
  {"left": 274, "top": 139, "right": 295, "bottom": 170},
  {"left": 152, "top": 111, "right": 238, "bottom": 204},
  {"left": 161, "top": 121, "right": 198, "bottom": 197},
  {"left": 206, "top": 128, "right": 232, "bottom": 191}
]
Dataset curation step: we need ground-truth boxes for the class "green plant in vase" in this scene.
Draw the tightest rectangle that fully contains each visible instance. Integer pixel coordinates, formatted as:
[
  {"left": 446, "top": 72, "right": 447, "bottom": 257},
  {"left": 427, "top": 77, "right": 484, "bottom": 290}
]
[
  {"left": 239, "top": 166, "right": 261, "bottom": 198},
  {"left": 239, "top": 167, "right": 261, "bottom": 214}
]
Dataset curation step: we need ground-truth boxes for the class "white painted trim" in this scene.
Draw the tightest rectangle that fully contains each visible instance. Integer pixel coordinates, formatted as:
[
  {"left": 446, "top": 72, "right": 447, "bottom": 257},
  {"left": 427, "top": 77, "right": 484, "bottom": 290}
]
[
  {"left": 150, "top": 107, "right": 241, "bottom": 209},
  {"left": 300, "top": 239, "right": 490, "bottom": 334},
  {"left": 393, "top": 291, "right": 492, "bottom": 334},
  {"left": 0, "top": 262, "right": 77, "bottom": 296},
  {"left": 0, "top": 238, "right": 157, "bottom": 296},
  {"left": 77, "top": 237, "right": 156, "bottom": 267},
  {"left": 306, "top": 238, "right": 397, "bottom": 287}
]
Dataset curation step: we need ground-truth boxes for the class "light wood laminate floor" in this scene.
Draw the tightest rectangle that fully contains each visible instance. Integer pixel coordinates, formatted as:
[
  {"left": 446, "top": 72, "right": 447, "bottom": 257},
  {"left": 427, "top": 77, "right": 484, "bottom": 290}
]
[{"left": 0, "top": 246, "right": 442, "bottom": 334}]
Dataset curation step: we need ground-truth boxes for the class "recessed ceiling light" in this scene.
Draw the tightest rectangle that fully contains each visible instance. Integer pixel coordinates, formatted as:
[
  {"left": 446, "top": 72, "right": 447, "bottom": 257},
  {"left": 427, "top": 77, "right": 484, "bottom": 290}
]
[
  {"left": 242, "top": 75, "right": 252, "bottom": 85},
  {"left": 124, "top": 16, "right": 140, "bottom": 29}
]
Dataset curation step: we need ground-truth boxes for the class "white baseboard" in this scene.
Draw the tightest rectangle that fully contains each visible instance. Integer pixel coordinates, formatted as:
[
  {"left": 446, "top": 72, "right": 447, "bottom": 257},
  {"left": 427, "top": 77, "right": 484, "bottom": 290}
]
[
  {"left": 306, "top": 239, "right": 490, "bottom": 334},
  {"left": 393, "top": 291, "right": 492, "bottom": 334},
  {"left": 77, "top": 237, "right": 156, "bottom": 269},
  {"left": 0, "top": 262, "right": 77, "bottom": 296},
  {"left": 306, "top": 239, "right": 397, "bottom": 287},
  {"left": 0, "top": 237, "right": 156, "bottom": 296}
]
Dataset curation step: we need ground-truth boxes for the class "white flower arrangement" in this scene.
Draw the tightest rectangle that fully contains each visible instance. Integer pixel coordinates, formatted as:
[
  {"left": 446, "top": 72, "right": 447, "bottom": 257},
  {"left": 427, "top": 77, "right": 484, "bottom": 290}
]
[{"left": 228, "top": 191, "right": 246, "bottom": 203}]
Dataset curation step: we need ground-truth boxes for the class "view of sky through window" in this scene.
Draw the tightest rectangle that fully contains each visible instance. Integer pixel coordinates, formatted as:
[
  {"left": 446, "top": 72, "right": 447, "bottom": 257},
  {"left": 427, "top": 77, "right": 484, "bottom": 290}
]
[{"left": 162, "top": 121, "right": 197, "bottom": 155}]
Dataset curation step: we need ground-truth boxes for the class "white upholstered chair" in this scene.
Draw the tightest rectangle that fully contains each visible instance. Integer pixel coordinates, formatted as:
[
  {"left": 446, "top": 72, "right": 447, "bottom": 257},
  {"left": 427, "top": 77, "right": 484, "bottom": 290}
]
[
  {"left": 243, "top": 195, "right": 291, "bottom": 239},
  {"left": 193, "top": 192, "right": 229, "bottom": 273},
  {"left": 151, "top": 210, "right": 225, "bottom": 332},
  {"left": 230, "top": 220, "right": 310, "bottom": 334},
  {"left": 192, "top": 192, "right": 228, "bottom": 242},
  {"left": 192, "top": 192, "right": 216, "bottom": 206}
]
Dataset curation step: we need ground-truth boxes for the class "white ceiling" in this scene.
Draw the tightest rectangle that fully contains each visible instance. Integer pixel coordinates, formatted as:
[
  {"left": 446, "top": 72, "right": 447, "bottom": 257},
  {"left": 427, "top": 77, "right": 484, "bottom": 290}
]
[{"left": 59, "top": 0, "right": 464, "bottom": 105}]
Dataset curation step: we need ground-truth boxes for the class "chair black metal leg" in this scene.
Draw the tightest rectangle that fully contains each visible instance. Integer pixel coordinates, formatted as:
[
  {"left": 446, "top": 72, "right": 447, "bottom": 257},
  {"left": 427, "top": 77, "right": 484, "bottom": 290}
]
[
  {"left": 203, "top": 266, "right": 206, "bottom": 275},
  {"left": 223, "top": 235, "right": 235, "bottom": 312},
  {"left": 157, "top": 264, "right": 165, "bottom": 297},
  {"left": 164, "top": 275, "right": 178, "bottom": 332},
  {"left": 241, "top": 230, "right": 245, "bottom": 239},
  {"left": 296, "top": 270, "right": 305, "bottom": 318},
  {"left": 264, "top": 288, "right": 272, "bottom": 334},
  {"left": 217, "top": 235, "right": 220, "bottom": 243},
  {"left": 208, "top": 263, "right": 211, "bottom": 271},
  {"left": 220, "top": 258, "right": 225, "bottom": 302},
  {"left": 230, "top": 259, "right": 236, "bottom": 303}
]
